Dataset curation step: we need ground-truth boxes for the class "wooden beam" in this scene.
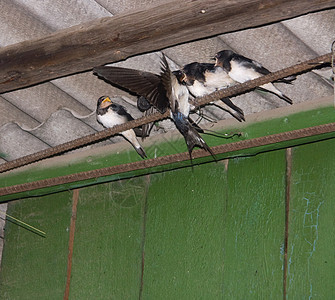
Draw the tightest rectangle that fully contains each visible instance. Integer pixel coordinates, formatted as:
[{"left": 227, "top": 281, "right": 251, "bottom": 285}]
[{"left": 0, "top": 0, "right": 334, "bottom": 93}]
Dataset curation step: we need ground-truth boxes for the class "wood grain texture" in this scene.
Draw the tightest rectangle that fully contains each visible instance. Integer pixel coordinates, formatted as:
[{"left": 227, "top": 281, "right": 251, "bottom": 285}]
[
  {"left": 68, "top": 178, "right": 148, "bottom": 299},
  {"left": 223, "top": 151, "right": 287, "bottom": 298},
  {"left": 0, "top": 191, "right": 72, "bottom": 299},
  {"left": 1, "top": 140, "right": 335, "bottom": 297},
  {"left": 142, "top": 163, "right": 227, "bottom": 298},
  {"left": 1, "top": 100, "right": 335, "bottom": 297},
  {"left": 287, "top": 139, "right": 335, "bottom": 298},
  {"left": 0, "top": 0, "right": 334, "bottom": 92},
  {"left": 64, "top": 189, "right": 79, "bottom": 300},
  {"left": 283, "top": 148, "right": 292, "bottom": 299}
]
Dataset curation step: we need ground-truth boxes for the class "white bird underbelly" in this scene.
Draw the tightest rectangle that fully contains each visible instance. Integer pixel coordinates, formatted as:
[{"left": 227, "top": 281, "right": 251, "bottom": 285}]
[
  {"left": 97, "top": 111, "right": 142, "bottom": 149},
  {"left": 188, "top": 69, "right": 235, "bottom": 98},
  {"left": 204, "top": 68, "right": 235, "bottom": 89},
  {"left": 228, "top": 61, "right": 260, "bottom": 82},
  {"left": 172, "top": 82, "right": 190, "bottom": 117},
  {"left": 187, "top": 81, "right": 214, "bottom": 97},
  {"left": 228, "top": 60, "right": 284, "bottom": 97},
  {"left": 97, "top": 111, "right": 126, "bottom": 128}
]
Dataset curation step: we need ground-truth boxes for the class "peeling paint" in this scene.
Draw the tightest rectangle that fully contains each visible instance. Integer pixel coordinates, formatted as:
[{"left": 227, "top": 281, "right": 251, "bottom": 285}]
[
  {"left": 302, "top": 195, "right": 324, "bottom": 299},
  {"left": 288, "top": 244, "right": 294, "bottom": 288}
]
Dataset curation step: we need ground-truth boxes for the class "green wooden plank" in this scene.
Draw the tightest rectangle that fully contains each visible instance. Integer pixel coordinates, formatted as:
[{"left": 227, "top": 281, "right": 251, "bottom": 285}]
[
  {"left": 142, "top": 162, "right": 227, "bottom": 299},
  {"left": 0, "top": 191, "right": 72, "bottom": 299},
  {"left": 223, "top": 150, "right": 286, "bottom": 298},
  {"left": 69, "top": 177, "right": 148, "bottom": 299},
  {"left": 1, "top": 101, "right": 335, "bottom": 202},
  {"left": 287, "top": 139, "right": 335, "bottom": 298}
]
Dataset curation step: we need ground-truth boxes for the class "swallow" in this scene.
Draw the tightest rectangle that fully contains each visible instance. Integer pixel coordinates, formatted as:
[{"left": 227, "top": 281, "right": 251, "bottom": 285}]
[
  {"left": 180, "top": 62, "right": 245, "bottom": 122},
  {"left": 94, "top": 64, "right": 172, "bottom": 141},
  {"left": 160, "top": 55, "right": 215, "bottom": 160},
  {"left": 93, "top": 56, "right": 214, "bottom": 160},
  {"left": 136, "top": 96, "right": 155, "bottom": 139},
  {"left": 214, "top": 50, "right": 293, "bottom": 104},
  {"left": 94, "top": 64, "right": 170, "bottom": 114},
  {"left": 96, "top": 96, "right": 147, "bottom": 159},
  {"left": 94, "top": 61, "right": 191, "bottom": 138},
  {"left": 137, "top": 96, "right": 152, "bottom": 112}
]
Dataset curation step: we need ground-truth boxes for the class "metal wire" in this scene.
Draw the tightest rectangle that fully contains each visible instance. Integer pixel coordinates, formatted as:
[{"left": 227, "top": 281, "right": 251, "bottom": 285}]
[
  {"left": 1, "top": 121, "right": 335, "bottom": 197},
  {"left": 190, "top": 52, "right": 331, "bottom": 107},
  {"left": 0, "top": 52, "right": 332, "bottom": 174}
]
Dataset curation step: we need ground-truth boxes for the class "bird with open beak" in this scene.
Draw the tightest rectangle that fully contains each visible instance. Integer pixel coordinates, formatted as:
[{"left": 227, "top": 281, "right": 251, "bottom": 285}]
[
  {"left": 93, "top": 55, "right": 215, "bottom": 161},
  {"left": 180, "top": 61, "right": 245, "bottom": 122},
  {"left": 96, "top": 96, "right": 147, "bottom": 159},
  {"left": 160, "top": 55, "right": 215, "bottom": 160},
  {"left": 214, "top": 50, "right": 293, "bottom": 104}
]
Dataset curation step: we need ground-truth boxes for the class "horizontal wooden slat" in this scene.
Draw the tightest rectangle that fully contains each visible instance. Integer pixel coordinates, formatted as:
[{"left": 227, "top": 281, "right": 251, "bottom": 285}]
[
  {"left": 0, "top": 0, "right": 334, "bottom": 93},
  {"left": 0, "top": 96, "right": 334, "bottom": 202}
]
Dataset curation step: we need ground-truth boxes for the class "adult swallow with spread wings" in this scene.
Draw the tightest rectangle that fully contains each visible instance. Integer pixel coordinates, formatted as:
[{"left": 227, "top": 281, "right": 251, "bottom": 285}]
[
  {"left": 93, "top": 55, "right": 215, "bottom": 160},
  {"left": 180, "top": 62, "right": 245, "bottom": 122},
  {"left": 96, "top": 96, "right": 147, "bottom": 159},
  {"left": 214, "top": 50, "right": 293, "bottom": 104}
]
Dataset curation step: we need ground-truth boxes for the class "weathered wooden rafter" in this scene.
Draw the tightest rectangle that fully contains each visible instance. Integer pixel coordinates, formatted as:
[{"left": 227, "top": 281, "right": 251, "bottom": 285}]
[{"left": 0, "top": 0, "right": 334, "bottom": 93}]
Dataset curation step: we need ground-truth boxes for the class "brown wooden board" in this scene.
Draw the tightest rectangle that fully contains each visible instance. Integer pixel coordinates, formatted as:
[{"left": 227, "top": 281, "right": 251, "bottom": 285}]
[{"left": 1, "top": 0, "right": 334, "bottom": 92}]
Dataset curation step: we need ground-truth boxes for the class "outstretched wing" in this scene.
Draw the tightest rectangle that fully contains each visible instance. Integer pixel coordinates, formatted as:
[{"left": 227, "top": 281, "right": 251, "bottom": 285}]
[
  {"left": 159, "top": 54, "right": 179, "bottom": 113},
  {"left": 93, "top": 66, "right": 169, "bottom": 114}
]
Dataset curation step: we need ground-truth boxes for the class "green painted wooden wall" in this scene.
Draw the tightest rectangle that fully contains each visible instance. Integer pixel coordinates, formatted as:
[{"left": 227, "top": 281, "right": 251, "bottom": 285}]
[{"left": 1, "top": 138, "right": 335, "bottom": 298}]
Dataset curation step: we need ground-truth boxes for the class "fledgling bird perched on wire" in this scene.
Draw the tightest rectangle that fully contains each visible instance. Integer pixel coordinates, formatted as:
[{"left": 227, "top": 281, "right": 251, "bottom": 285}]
[
  {"left": 160, "top": 55, "right": 215, "bottom": 160},
  {"left": 180, "top": 62, "right": 245, "bottom": 122},
  {"left": 135, "top": 70, "right": 195, "bottom": 139},
  {"left": 94, "top": 60, "right": 190, "bottom": 139},
  {"left": 214, "top": 50, "right": 293, "bottom": 104},
  {"left": 93, "top": 55, "right": 215, "bottom": 160},
  {"left": 94, "top": 63, "right": 170, "bottom": 115},
  {"left": 96, "top": 96, "right": 147, "bottom": 159}
]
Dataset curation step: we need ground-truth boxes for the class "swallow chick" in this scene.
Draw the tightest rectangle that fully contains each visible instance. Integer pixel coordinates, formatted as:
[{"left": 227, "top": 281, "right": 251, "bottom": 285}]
[
  {"left": 94, "top": 62, "right": 190, "bottom": 140},
  {"left": 160, "top": 55, "right": 215, "bottom": 160},
  {"left": 214, "top": 50, "right": 293, "bottom": 104},
  {"left": 96, "top": 96, "right": 147, "bottom": 159},
  {"left": 94, "top": 64, "right": 170, "bottom": 115},
  {"left": 137, "top": 96, "right": 152, "bottom": 112},
  {"left": 136, "top": 96, "right": 156, "bottom": 139},
  {"left": 181, "top": 62, "right": 245, "bottom": 122},
  {"left": 93, "top": 56, "right": 214, "bottom": 160}
]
